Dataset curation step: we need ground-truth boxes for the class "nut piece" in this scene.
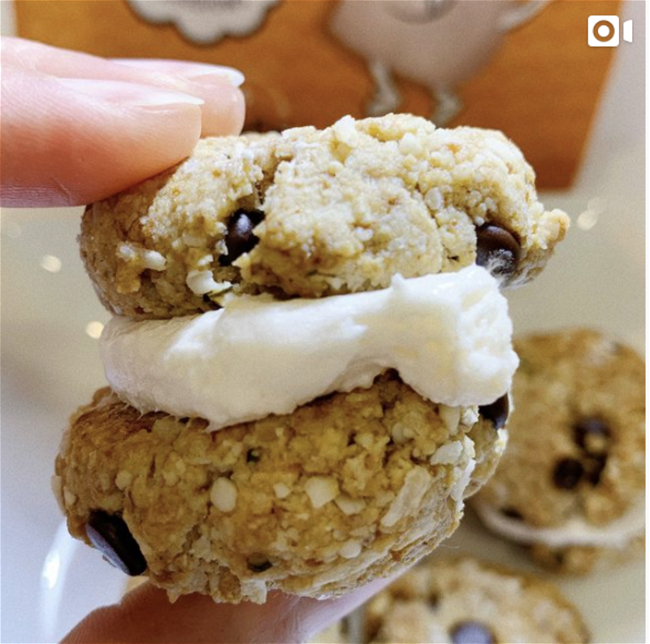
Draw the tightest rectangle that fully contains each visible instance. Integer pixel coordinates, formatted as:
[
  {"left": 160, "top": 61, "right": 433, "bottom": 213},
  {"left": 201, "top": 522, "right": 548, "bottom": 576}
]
[
  {"left": 210, "top": 477, "right": 238, "bottom": 512},
  {"left": 186, "top": 269, "right": 221, "bottom": 295},
  {"left": 273, "top": 482, "right": 292, "bottom": 499},
  {"left": 338, "top": 539, "right": 362, "bottom": 559},
  {"left": 142, "top": 250, "right": 167, "bottom": 271},
  {"left": 334, "top": 494, "right": 366, "bottom": 516},
  {"left": 304, "top": 476, "right": 340, "bottom": 509}
]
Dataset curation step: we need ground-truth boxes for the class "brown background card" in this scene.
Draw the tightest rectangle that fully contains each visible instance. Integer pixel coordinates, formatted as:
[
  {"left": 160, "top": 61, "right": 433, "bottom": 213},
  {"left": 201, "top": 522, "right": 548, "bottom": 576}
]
[{"left": 15, "top": 0, "right": 621, "bottom": 188}]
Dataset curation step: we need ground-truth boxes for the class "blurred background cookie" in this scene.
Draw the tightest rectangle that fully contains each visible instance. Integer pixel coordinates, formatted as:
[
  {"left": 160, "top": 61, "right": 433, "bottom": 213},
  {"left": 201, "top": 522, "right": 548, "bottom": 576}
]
[
  {"left": 473, "top": 328, "right": 645, "bottom": 574},
  {"left": 362, "top": 556, "right": 589, "bottom": 643}
]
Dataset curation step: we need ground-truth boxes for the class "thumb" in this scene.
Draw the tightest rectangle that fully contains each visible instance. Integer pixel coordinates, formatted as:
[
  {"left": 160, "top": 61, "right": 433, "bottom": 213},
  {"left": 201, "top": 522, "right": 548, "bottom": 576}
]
[
  {"left": 61, "top": 578, "right": 392, "bottom": 644},
  {"left": 1, "top": 67, "right": 243, "bottom": 208}
]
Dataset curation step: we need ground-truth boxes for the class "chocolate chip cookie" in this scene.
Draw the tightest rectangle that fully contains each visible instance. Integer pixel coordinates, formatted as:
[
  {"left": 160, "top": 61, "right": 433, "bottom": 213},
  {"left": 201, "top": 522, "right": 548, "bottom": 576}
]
[
  {"left": 473, "top": 329, "right": 645, "bottom": 574},
  {"left": 362, "top": 557, "right": 589, "bottom": 643},
  {"left": 55, "top": 375, "right": 507, "bottom": 603},
  {"left": 80, "top": 113, "right": 568, "bottom": 319}
]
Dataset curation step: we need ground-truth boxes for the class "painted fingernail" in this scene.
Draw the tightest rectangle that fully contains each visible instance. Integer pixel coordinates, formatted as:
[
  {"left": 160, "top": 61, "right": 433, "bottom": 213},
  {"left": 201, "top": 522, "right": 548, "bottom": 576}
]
[
  {"left": 113, "top": 59, "right": 246, "bottom": 87},
  {"left": 55, "top": 78, "right": 205, "bottom": 107}
]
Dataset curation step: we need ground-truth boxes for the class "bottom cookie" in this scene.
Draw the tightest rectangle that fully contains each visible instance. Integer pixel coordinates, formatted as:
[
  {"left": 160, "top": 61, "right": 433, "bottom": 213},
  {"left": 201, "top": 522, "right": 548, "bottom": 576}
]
[
  {"left": 54, "top": 372, "right": 507, "bottom": 603},
  {"left": 363, "top": 557, "right": 589, "bottom": 643}
]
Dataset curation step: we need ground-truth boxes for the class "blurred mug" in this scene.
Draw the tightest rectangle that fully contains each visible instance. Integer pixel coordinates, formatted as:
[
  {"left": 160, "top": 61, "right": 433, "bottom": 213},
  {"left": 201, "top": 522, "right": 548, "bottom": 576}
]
[{"left": 329, "top": 0, "right": 551, "bottom": 124}]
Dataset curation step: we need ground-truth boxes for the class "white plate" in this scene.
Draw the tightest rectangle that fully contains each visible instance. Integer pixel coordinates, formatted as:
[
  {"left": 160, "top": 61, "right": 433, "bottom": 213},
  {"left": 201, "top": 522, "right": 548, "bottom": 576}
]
[{"left": 1, "top": 2, "right": 644, "bottom": 641}]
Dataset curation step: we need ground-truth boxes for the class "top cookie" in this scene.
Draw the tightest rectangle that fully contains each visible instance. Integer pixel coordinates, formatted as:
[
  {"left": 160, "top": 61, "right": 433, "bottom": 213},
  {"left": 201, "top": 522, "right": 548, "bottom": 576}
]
[{"left": 80, "top": 114, "right": 568, "bottom": 319}]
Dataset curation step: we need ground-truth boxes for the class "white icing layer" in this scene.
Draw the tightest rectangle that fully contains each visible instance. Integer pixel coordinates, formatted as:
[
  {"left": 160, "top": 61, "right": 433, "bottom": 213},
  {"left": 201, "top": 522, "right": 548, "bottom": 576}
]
[
  {"left": 101, "top": 265, "right": 517, "bottom": 430},
  {"left": 474, "top": 496, "right": 645, "bottom": 549}
]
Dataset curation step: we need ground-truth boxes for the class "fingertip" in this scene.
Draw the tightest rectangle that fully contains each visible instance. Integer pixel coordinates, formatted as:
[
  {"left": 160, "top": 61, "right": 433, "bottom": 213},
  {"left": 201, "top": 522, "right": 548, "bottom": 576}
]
[
  {"left": 197, "top": 83, "right": 246, "bottom": 137},
  {"left": 2, "top": 71, "right": 204, "bottom": 206}
]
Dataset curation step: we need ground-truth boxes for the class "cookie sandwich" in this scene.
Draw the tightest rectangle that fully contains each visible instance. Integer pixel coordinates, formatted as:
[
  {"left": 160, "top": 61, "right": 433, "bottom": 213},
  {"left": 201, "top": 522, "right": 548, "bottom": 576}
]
[
  {"left": 473, "top": 328, "right": 645, "bottom": 574},
  {"left": 54, "top": 114, "right": 568, "bottom": 602}
]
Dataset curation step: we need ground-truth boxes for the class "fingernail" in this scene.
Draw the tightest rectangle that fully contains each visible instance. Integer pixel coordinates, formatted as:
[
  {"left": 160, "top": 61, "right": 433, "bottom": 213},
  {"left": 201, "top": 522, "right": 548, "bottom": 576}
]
[
  {"left": 114, "top": 59, "right": 246, "bottom": 87},
  {"left": 187, "top": 68, "right": 245, "bottom": 88},
  {"left": 55, "top": 78, "right": 205, "bottom": 107}
]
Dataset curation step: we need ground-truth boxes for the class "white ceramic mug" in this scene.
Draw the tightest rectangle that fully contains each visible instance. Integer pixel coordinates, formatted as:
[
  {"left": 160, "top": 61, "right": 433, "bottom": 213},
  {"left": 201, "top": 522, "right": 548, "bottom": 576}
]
[{"left": 330, "top": 0, "right": 551, "bottom": 124}]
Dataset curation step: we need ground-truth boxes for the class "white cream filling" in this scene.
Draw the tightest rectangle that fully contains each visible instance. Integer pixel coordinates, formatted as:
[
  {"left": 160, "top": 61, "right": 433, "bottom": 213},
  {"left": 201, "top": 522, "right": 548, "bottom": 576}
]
[
  {"left": 101, "top": 265, "right": 517, "bottom": 430},
  {"left": 474, "top": 496, "right": 645, "bottom": 549}
]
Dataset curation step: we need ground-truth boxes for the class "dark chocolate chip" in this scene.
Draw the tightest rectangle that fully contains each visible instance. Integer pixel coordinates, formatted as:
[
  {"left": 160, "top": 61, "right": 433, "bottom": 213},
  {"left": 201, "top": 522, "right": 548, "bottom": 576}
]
[
  {"left": 202, "top": 293, "right": 221, "bottom": 309},
  {"left": 219, "top": 209, "right": 264, "bottom": 266},
  {"left": 584, "top": 454, "right": 608, "bottom": 485},
  {"left": 429, "top": 592, "right": 440, "bottom": 609},
  {"left": 247, "top": 554, "right": 272, "bottom": 573},
  {"left": 246, "top": 448, "right": 261, "bottom": 463},
  {"left": 451, "top": 621, "right": 496, "bottom": 644},
  {"left": 501, "top": 507, "right": 523, "bottom": 520},
  {"left": 479, "top": 394, "right": 509, "bottom": 430},
  {"left": 476, "top": 224, "right": 521, "bottom": 277},
  {"left": 553, "top": 458, "right": 584, "bottom": 490},
  {"left": 86, "top": 510, "right": 147, "bottom": 576},
  {"left": 573, "top": 418, "right": 611, "bottom": 456}
]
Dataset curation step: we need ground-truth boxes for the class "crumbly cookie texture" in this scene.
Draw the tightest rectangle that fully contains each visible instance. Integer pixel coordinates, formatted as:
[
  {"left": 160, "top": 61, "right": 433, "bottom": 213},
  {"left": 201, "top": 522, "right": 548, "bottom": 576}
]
[
  {"left": 473, "top": 329, "right": 645, "bottom": 574},
  {"left": 80, "top": 114, "right": 568, "bottom": 319},
  {"left": 363, "top": 557, "right": 589, "bottom": 643},
  {"left": 54, "top": 373, "right": 505, "bottom": 603}
]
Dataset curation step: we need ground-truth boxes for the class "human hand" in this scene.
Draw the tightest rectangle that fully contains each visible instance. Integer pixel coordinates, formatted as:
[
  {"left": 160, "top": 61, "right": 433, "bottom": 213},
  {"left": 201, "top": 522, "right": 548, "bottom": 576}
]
[
  {"left": 62, "top": 579, "right": 390, "bottom": 643},
  {"left": 1, "top": 37, "right": 245, "bottom": 207},
  {"left": 3, "top": 36, "right": 387, "bottom": 643}
]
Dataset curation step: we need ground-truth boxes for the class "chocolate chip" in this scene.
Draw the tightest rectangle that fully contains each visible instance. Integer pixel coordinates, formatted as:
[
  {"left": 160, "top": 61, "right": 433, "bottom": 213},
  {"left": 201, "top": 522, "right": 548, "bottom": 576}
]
[
  {"left": 476, "top": 224, "right": 521, "bottom": 277},
  {"left": 501, "top": 507, "right": 523, "bottom": 520},
  {"left": 86, "top": 510, "right": 147, "bottom": 576},
  {"left": 573, "top": 418, "right": 611, "bottom": 456},
  {"left": 219, "top": 209, "right": 264, "bottom": 266},
  {"left": 202, "top": 293, "right": 221, "bottom": 309},
  {"left": 451, "top": 621, "right": 495, "bottom": 644},
  {"left": 479, "top": 394, "right": 509, "bottom": 430},
  {"left": 247, "top": 554, "right": 272, "bottom": 573},
  {"left": 584, "top": 454, "right": 608, "bottom": 485},
  {"left": 553, "top": 458, "right": 584, "bottom": 490},
  {"left": 246, "top": 448, "right": 261, "bottom": 463}
]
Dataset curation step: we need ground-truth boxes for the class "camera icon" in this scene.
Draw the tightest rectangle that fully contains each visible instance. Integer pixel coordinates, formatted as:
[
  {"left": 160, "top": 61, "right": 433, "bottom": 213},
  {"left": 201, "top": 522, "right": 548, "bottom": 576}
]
[
  {"left": 588, "top": 15, "right": 633, "bottom": 47},
  {"left": 588, "top": 15, "right": 619, "bottom": 47}
]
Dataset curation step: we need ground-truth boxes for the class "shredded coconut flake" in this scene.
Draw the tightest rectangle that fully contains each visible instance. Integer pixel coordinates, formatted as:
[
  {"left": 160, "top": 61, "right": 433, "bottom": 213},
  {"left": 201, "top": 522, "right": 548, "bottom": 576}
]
[
  {"left": 380, "top": 467, "right": 432, "bottom": 528},
  {"left": 430, "top": 441, "right": 464, "bottom": 465}
]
